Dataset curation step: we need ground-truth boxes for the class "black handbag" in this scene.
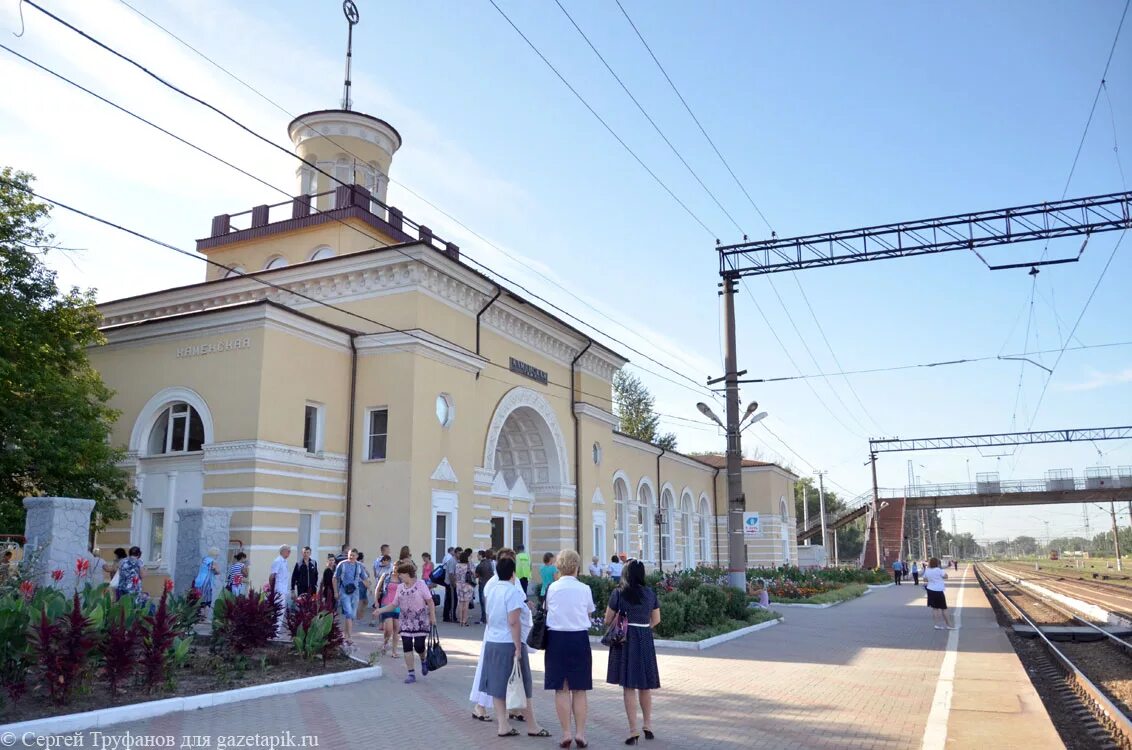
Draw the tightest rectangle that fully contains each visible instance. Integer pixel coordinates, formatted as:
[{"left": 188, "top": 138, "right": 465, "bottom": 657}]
[
  {"left": 426, "top": 625, "right": 447, "bottom": 671},
  {"left": 526, "top": 601, "right": 547, "bottom": 650}
]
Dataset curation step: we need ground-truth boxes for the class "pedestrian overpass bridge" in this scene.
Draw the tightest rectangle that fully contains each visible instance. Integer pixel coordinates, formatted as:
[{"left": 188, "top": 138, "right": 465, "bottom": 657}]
[{"left": 797, "top": 468, "right": 1132, "bottom": 542}]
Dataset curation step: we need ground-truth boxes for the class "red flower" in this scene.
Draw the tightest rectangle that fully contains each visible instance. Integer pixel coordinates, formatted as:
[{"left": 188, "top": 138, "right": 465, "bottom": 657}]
[
  {"left": 51, "top": 569, "right": 64, "bottom": 582},
  {"left": 164, "top": 578, "right": 174, "bottom": 594},
  {"left": 19, "top": 580, "right": 35, "bottom": 599},
  {"left": 75, "top": 557, "right": 91, "bottom": 577}
]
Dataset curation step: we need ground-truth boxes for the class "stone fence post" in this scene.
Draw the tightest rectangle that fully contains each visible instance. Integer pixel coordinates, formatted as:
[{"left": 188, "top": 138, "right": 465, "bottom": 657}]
[
  {"left": 22, "top": 497, "right": 95, "bottom": 594},
  {"left": 174, "top": 507, "right": 232, "bottom": 597}
]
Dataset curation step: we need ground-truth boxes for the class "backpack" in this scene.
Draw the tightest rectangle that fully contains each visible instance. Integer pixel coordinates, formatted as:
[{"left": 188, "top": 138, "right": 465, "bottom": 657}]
[
  {"left": 427, "top": 563, "right": 446, "bottom": 588},
  {"left": 464, "top": 566, "right": 476, "bottom": 586},
  {"left": 429, "top": 564, "right": 447, "bottom": 585}
]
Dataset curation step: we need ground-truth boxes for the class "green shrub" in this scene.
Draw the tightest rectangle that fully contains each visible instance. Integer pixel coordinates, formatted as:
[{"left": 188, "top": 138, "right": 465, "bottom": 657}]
[
  {"left": 654, "top": 594, "right": 686, "bottom": 638},
  {"left": 676, "top": 574, "right": 702, "bottom": 594},
  {"left": 577, "top": 575, "right": 614, "bottom": 613},
  {"left": 724, "top": 587, "right": 749, "bottom": 620},
  {"left": 679, "top": 588, "right": 715, "bottom": 628}
]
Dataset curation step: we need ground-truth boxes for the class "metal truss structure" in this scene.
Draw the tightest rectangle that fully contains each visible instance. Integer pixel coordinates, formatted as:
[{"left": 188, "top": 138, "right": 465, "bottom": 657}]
[
  {"left": 718, "top": 191, "right": 1132, "bottom": 277},
  {"left": 869, "top": 426, "right": 1132, "bottom": 453}
]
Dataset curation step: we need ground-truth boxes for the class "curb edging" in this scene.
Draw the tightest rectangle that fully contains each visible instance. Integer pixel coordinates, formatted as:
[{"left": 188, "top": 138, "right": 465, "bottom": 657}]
[{"left": 4, "top": 664, "right": 382, "bottom": 738}]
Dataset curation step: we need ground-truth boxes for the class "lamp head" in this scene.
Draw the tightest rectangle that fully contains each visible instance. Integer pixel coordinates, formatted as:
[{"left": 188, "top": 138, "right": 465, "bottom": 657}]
[
  {"left": 742, "top": 401, "right": 759, "bottom": 422},
  {"left": 696, "top": 402, "right": 724, "bottom": 428}
]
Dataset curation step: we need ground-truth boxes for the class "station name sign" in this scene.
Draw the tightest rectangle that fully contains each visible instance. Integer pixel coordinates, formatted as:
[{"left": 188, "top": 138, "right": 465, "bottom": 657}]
[
  {"left": 509, "top": 357, "right": 548, "bottom": 385},
  {"left": 176, "top": 337, "right": 252, "bottom": 359}
]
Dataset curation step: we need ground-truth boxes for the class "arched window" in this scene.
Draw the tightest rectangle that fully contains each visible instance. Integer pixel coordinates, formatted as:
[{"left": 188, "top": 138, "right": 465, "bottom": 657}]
[
  {"left": 681, "top": 492, "right": 694, "bottom": 568},
  {"left": 613, "top": 477, "right": 629, "bottom": 557},
  {"left": 637, "top": 483, "right": 655, "bottom": 564},
  {"left": 147, "top": 402, "right": 205, "bottom": 455},
  {"left": 698, "top": 496, "right": 711, "bottom": 564},
  {"left": 223, "top": 265, "right": 246, "bottom": 279},
  {"left": 659, "top": 489, "right": 675, "bottom": 563},
  {"left": 309, "top": 245, "right": 335, "bottom": 261},
  {"left": 264, "top": 256, "right": 288, "bottom": 271}
]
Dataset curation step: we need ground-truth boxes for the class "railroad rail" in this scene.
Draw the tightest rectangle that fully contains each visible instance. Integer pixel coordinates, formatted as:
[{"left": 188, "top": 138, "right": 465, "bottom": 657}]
[
  {"left": 976, "top": 564, "right": 1132, "bottom": 747},
  {"left": 982, "top": 562, "right": 1132, "bottom": 655},
  {"left": 992, "top": 562, "right": 1132, "bottom": 620}
]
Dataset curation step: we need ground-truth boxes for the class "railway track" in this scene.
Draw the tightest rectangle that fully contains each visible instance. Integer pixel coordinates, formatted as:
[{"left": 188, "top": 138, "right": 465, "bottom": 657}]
[
  {"left": 977, "top": 563, "right": 1132, "bottom": 749},
  {"left": 993, "top": 562, "right": 1132, "bottom": 619}
]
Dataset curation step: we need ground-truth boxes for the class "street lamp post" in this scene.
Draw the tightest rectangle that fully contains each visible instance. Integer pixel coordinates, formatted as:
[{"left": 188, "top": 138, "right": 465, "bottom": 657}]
[{"left": 697, "top": 398, "right": 767, "bottom": 590}]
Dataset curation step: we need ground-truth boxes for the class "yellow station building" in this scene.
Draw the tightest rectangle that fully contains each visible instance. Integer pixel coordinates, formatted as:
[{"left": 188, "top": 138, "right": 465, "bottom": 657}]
[{"left": 89, "top": 96, "right": 798, "bottom": 592}]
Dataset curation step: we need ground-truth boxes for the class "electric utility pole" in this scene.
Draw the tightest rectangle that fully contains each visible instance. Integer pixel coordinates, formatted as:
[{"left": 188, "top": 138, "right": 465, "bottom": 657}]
[
  {"left": 720, "top": 274, "right": 746, "bottom": 590},
  {"left": 1111, "top": 502, "right": 1123, "bottom": 571},
  {"left": 817, "top": 471, "right": 828, "bottom": 557},
  {"left": 869, "top": 452, "right": 882, "bottom": 567},
  {"left": 803, "top": 484, "right": 810, "bottom": 545}
]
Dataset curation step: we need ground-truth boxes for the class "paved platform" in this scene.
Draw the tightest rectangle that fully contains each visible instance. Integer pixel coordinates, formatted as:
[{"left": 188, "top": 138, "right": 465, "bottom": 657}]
[{"left": 17, "top": 566, "right": 1063, "bottom": 749}]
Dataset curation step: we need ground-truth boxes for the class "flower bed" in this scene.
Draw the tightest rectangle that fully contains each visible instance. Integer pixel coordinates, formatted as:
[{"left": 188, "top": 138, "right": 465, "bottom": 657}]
[
  {"left": 769, "top": 583, "right": 868, "bottom": 606},
  {"left": 0, "top": 559, "right": 359, "bottom": 724},
  {"left": 579, "top": 574, "right": 776, "bottom": 642}
]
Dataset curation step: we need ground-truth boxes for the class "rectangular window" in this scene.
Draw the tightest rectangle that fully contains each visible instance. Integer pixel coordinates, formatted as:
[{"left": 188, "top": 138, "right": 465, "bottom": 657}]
[
  {"left": 511, "top": 518, "right": 525, "bottom": 550},
  {"left": 148, "top": 510, "right": 165, "bottom": 563},
  {"left": 303, "top": 404, "right": 320, "bottom": 453},
  {"left": 490, "top": 517, "right": 505, "bottom": 550},
  {"left": 366, "top": 408, "right": 388, "bottom": 460},
  {"left": 434, "top": 513, "right": 448, "bottom": 562}
]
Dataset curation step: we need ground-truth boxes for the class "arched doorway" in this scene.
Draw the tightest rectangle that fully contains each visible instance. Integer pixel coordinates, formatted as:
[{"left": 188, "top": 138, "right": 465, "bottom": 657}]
[
  {"left": 128, "top": 387, "right": 214, "bottom": 571},
  {"left": 482, "top": 387, "right": 571, "bottom": 556}
]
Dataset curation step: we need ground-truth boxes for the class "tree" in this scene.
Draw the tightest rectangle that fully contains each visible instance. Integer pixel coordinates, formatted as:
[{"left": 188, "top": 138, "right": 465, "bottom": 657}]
[
  {"left": 612, "top": 370, "right": 676, "bottom": 450},
  {"left": 0, "top": 168, "right": 135, "bottom": 533}
]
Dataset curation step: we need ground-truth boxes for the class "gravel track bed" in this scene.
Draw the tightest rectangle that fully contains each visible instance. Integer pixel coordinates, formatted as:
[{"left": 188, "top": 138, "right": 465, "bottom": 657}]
[
  {"left": 1059, "top": 640, "right": 1132, "bottom": 718},
  {"left": 1009, "top": 634, "right": 1115, "bottom": 750}
]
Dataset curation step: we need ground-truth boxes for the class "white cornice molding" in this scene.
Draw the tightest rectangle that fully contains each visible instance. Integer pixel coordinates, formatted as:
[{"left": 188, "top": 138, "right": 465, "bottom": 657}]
[
  {"left": 202, "top": 440, "right": 348, "bottom": 472},
  {"left": 96, "top": 244, "right": 627, "bottom": 378},
  {"left": 355, "top": 329, "right": 485, "bottom": 375},
  {"left": 573, "top": 402, "right": 617, "bottom": 428},
  {"left": 99, "top": 303, "right": 352, "bottom": 353}
]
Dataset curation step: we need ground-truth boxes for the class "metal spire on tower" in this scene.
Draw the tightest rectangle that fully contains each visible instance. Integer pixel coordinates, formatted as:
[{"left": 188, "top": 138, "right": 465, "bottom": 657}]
[{"left": 341, "top": 0, "right": 360, "bottom": 111}]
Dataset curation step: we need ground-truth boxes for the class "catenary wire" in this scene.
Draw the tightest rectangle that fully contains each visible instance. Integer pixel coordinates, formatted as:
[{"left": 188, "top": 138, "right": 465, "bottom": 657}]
[
  {"left": 112, "top": 0, "right": 717, "bottom": 385},
  {"left": 484, "top": 0, "right": 716, "bottom": 237},
  {"left": 4, "top": 178, "right": 726, "bottom": 441},
  {"left": 14, "top": 3, "right": 720, "bottom": 403},
  {"left": 609, "top": 1, "right": 885, "bottom": 433},
  {"left": 551, "top": 0, "right": 744, "bottom": 235}
]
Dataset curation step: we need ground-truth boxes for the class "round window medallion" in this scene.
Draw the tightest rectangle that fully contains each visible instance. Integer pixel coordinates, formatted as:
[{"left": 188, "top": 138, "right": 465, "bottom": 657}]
[
  {"left": 436, "top": 394, "right": 454, "bottom": 427},
  {"left": 592, "top": 441, "right": 602, "bottom": 465}
]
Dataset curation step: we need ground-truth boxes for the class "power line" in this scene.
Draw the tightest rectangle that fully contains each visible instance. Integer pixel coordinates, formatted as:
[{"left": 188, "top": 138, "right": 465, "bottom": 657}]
[
  {"left": 484, "top": 0, "right": 717, "bottom": 237},
  {"left": 613, "top": 0, "right": 772, "bottom": 234},
  {"left": 551, "top": 0, "right": 743, "bottom": 234},
  {"left": 740, "top": 281, "right": 866, "bottom": 439},
  {"left": 16, "top": 2, "right": 719, "bottom": 403},
  {"left": 1025, "top": 230, "right": 1128, "bottom": 429},
  {"left": 611, "top": 1, "right": 882, "bottom": 434},
  {"left": 110, "top": 0, "right": 717, "bottom": 386},
  {"left": 4, "top": 178, "right": 718, "bottom": 419}
]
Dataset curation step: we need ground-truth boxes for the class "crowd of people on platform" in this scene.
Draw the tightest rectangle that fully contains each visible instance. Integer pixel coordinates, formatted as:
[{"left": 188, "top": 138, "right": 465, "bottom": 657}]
[{"left": 257, "top": 541, "right": 660, "bottom": 745}]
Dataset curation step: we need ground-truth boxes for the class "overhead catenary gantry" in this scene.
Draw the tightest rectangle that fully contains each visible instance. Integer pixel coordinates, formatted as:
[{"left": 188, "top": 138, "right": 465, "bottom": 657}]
[
  {"left": 713, "top": 190, "right": 1132, "bottom": 573},
  {"left": 870, "top": 426, "right": 1132, "bottom": 453}
]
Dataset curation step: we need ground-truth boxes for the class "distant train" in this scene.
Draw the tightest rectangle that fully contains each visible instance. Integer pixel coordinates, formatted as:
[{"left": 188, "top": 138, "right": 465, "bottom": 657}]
[{"left": 1049, "top": 550, "right": 1060, "bottom": 561}]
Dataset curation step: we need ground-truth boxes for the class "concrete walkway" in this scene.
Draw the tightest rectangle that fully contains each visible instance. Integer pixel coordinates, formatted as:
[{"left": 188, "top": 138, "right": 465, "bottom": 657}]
[{"left": 18, "top": 567, "right": 1062, "bottom": 749}]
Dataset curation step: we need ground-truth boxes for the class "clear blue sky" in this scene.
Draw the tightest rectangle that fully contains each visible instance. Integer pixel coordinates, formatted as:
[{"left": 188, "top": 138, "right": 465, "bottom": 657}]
[{"left": 1, "top": 0, "right": 1129, "bottom": 543}]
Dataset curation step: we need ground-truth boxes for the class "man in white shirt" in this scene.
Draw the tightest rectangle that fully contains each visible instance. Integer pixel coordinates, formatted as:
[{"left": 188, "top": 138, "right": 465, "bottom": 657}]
[
  {"left": 587, "top": 556, "right": 604, "bottom": 578},
  {"left": 270, "top": 545, "right": 292, "bottom": 636}
]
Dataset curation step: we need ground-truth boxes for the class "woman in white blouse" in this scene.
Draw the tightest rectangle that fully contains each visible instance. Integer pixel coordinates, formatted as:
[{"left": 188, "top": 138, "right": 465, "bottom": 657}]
[{"left": 545, "top": 549, "right": 595, "bottom": 748}]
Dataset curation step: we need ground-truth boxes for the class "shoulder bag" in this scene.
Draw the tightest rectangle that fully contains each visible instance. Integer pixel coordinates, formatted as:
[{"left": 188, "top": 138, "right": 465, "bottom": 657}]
[
  {"left": 425, "top": 624, "right": 447, "bottom": 671},
  {"left": 525, "top": 600, "right": 547, "bottom": 650}
]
